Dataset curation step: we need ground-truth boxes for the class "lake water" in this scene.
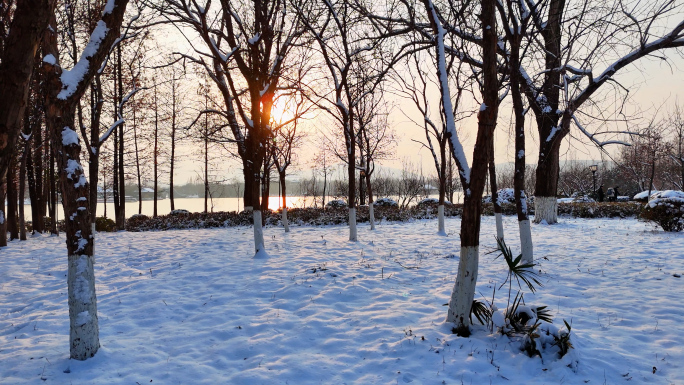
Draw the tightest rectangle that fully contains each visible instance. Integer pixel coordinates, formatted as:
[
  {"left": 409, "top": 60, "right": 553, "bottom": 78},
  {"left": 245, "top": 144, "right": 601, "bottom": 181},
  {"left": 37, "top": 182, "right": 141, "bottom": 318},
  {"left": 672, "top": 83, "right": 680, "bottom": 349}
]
[{"left": 18, "top": 196, "right": 315, "bottom": 221}]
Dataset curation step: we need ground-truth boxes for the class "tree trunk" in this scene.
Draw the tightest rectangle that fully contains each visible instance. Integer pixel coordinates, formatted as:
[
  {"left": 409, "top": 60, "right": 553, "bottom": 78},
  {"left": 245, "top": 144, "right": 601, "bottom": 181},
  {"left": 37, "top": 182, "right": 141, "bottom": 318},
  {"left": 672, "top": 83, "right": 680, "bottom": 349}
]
[
  {"left": 438, "top": 140, "right": 447, "bottom": 235},
  {"left": 359, "top": 170, "right": 366, "bottom": 205},
  {"left": 153, "top": 84, "right": 159, "bottom": 217},
  {"left": 112, "top": 88, "right": 121, "bottom": 224},
  {"left": 488, "top": 154, "right": 503, "bottom": 241},
  {"left": 280, "top": 170, "right": 289, "bottom": 232},
  {"left": 322, "top": 169, "right": 327, "bottom": 208},
  {"left": 0, "top": 183, "right": 5, "bottom": 246},
  {"left": 49, "top": 117, "right": 100, "bottom": 361},
  {"left": 116, "top": 45, "right": 125, "bottom": 229},
  {"left": 31, "top": 124, "right": 46, "bottom": 232},
  {"left": 134, "top": 116, "right": 142, "bottom": 214},
  {"left": 366, "top": 173, "right": 375, "bottom": 230},
  {"left": 88, "top": 77, "right": 103, "bottom": 226},
  {"left": 7, "top": 155, "right": 18, "bottom": 240},
  {"left": 169, "top": 77, "right": 177, "bottom": 212},
  {"left": 169, "top": 121, "right": 175, "bottom": 211},
  {"left": 243, "top": 165, "right": 253, "bottom": 211},
  {"left": 508, "top": 33, "right": 533, "bottom": 263},
  {"left": 204, "top": 126, "right": 209, "bottom": 213},
  {"left": 533, "top": 140, "right": 561, "bottom": 223},
  {"left": 49, "top": 144, "right": 57, "bottom": 234},
  {"left": 446, "top": 0, "right": 498, "bottom": 336},
  {"left": 19, "top": 138, "right": 29, "bottom": 240},
  {"left": 346, "top": 116, "right": 357, "bottom": 241}
]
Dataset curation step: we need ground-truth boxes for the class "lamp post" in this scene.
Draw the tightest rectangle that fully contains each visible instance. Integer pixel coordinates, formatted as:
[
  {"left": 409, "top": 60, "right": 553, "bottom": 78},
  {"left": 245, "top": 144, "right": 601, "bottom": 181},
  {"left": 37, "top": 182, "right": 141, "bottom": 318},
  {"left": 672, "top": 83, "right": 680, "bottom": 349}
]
[{"left": 589, "top": 164, "right": 598, "bottom": 199}]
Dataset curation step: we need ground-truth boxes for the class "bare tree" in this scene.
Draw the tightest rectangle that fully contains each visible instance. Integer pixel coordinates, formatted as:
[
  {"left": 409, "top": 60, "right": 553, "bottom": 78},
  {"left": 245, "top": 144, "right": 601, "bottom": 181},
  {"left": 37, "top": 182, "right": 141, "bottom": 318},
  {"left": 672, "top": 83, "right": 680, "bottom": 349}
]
[
  {"left": 295, "top": 0, "right": 405, "bottom": 240},
  {"left": 272, "top": 87, "right": 308, "bottom": 231},
  {"left": 355, "top": 82, "right": 396, "bottom": 230},
  {"left": 154, "top": 0, "right": 307, "bottom": 256},
  {"left": 42, "top": 0, "right": 130, "bottom": 360},
  {"left": 392, "top": 51, "right": 472, "bottom": 234},
  {"left": 516, "top": 0, "right": 684, "bottom": 223}
]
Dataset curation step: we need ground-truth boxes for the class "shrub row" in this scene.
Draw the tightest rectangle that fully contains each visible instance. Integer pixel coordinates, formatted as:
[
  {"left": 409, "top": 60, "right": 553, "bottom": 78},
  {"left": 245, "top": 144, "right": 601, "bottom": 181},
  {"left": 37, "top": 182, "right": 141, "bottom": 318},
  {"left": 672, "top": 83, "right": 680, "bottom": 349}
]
[
  {"left": 23, "top": 201, "right": 672, "bottom": 233},
  {"left": 122, "top": 201, "right": 652, "bottom": 232}
]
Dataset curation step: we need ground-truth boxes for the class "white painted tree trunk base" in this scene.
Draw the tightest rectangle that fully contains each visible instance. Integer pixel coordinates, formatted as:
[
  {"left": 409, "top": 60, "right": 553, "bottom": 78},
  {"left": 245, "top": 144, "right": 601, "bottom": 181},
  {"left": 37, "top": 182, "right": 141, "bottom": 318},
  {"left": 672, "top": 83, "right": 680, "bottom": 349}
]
[
  {"left": 495, "top": 212, "right": 504, "bottom": 241},
  {"left": 282, "top": 207, "right": 290, "bottom": 233},
  {"left": 437, "top": 205, "right": 446, "bottom": 236},
  {"left": 369, "top": 204, "right": 376, "bottom": 230},
  {"left": 519, "top": 219, "right": 533, "bottom": 264},
  {"left": 252, "top": 210, "right": 268, "bottom": 258},
  {"left": 534, "top": 196, "right": 558, "bottom": 224},
  {"left": 68, "top": 254, "right": 99, "bottom": 360},
  {"left": 446, "top": 246, "right": 479, "bottom": 333},
  {"left": 349, "top": 208, "right": 358, "bottom": 241}
]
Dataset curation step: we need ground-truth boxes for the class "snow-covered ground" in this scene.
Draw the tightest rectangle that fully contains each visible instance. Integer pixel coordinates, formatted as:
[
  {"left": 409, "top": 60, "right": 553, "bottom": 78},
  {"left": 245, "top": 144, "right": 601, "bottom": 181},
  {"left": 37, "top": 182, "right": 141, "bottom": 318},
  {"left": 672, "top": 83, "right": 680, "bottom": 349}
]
[{"left": 1, "top": 216, "right": 683, "bottom": 384}]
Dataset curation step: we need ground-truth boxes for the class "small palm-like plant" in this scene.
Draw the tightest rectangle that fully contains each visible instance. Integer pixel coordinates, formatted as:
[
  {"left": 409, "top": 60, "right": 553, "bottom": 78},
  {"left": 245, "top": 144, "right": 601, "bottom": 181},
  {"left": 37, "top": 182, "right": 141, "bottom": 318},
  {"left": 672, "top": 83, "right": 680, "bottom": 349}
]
[
  {"left": 470, "top": 299, "right": 492, "bottom": 326},
  {"left": 552, "top": 319, "right": 574, "bottom": 358},
  {"left": 493, "top": 237, "right": 543, "bottom": 316}
]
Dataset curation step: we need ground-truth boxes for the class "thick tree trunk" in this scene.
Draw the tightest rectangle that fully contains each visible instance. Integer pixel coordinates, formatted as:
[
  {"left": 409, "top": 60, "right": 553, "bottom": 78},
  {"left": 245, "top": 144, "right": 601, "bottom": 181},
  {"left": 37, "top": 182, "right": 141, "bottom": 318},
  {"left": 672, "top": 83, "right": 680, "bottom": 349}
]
[
  {"left": 46, "top": 111, "right": 100, "bottom": 360},
  {"left": 446, "top": 0, "right": 498, "bottom": 336},
  {"left": 533, "top": 141, "right": 561, "bottom": 223}
]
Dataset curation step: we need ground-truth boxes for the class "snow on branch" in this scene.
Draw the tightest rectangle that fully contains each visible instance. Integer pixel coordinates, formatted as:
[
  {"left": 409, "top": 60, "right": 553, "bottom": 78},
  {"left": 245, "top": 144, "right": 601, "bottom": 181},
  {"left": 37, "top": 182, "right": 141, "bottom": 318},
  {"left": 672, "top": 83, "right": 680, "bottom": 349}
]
[
  {"left": 423, "top": 0, "right": 470, "bottom": 184},
  {"left": 99, "top": 87, "right": 142, "bottom": 143},
  {"left": 58, "top": 21, "right": 109, "bottom": 100}
]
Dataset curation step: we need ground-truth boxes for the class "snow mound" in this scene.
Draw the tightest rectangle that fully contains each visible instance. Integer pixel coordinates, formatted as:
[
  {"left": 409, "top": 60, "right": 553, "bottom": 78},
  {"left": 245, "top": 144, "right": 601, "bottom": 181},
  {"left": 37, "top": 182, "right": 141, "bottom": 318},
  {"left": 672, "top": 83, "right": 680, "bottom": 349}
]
[
  {"left": 373, "top": 198, "right": 398, "bottom": 207},
  {"left": 325, "top": 199, "right": 347, "bottom": 208},
  {"left": 633, "top": 190, "right": 658, "bottom": 201},
  {"left": 483, "top": 188, "right": 523, "bottom": 205},
  {"left": 648, "top": 190, "right": 684, "bottom": 202},
  {"left": 417, "top": 198, "right": 452, "bottom": 206}
]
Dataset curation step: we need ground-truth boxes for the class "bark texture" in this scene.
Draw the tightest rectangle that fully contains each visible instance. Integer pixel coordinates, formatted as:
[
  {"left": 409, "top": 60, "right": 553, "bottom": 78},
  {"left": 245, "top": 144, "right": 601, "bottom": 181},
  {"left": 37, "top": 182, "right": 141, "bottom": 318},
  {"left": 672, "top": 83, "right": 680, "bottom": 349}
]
[{"left": 0, "top": 0, "right": 55, "bottom": 247}]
